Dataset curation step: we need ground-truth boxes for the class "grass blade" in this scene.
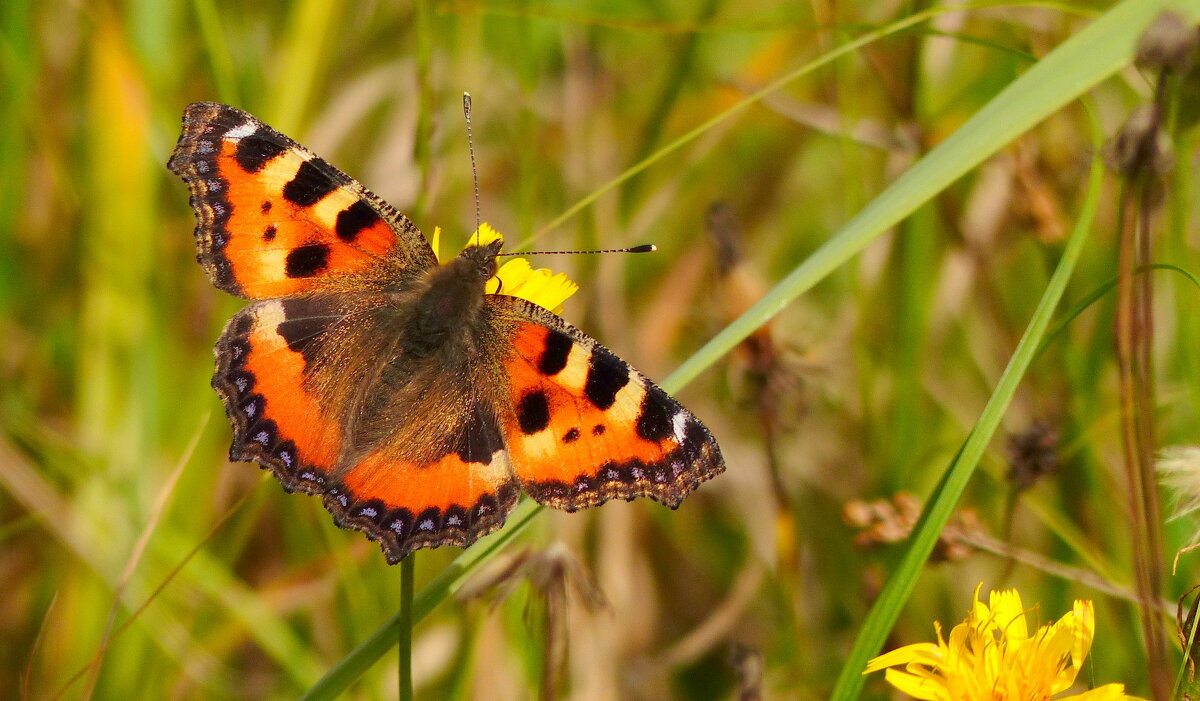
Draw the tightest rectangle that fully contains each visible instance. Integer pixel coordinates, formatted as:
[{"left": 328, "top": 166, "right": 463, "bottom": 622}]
[
  {"left": 299, "top": 500, "right": 541, "bottom": 700},
  {"left": 667, "top": 0, "right": 1199, "bottom": 392},
  {"left": 833, "top": 132, "right": 1104, "bottom": 699}
]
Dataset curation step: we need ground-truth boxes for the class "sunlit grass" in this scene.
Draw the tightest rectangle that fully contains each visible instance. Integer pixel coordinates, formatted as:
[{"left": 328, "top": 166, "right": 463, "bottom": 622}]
[{"left": 4, "top": 1, "right": 1200, "bottom": 699}]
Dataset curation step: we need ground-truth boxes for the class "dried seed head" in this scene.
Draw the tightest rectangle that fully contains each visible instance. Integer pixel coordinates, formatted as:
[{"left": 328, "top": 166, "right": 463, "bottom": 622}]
[
  {"left": 705, "top": 201, "right": 743, "bottom": 276},
  {"left": 843, "top": 492, "right": 980, "bottom": 562},
  {"left": 1102, "top": 104, "right": 1174, "bottom": 178},
  {"left": 1136, "top": 11, "right": 1199, "bottom": 72},
  {"left": 1006, "top": 420, "right": 1060, "bottom": 492}
]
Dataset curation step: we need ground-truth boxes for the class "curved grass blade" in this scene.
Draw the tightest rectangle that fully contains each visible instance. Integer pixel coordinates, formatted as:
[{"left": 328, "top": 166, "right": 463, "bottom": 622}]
[
  {"left": 670, "top": 0, "right": 1200, "bottom": 393},
  {"left": 1037, "top": 263, "right": 1200, "bottom": 359},
  {"left": 832, "top": 115, "right": 1109, "bottom": 701},
  {"left": 299, "top": 499, "right": 541, "bottom": 701}
]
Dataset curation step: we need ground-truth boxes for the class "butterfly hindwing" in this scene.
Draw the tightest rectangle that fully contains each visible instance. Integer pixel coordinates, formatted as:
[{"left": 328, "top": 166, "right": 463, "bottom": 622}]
[
  {"left": 168, "top": 102, "right": 436, "bottom": 298},
  {"left": 492, "top": 297, "right": 725, "bottom": 511},
  {"left": 329, "top": 404, "right": 520, "bottom": 563},
  {"left": 216, "top": 292, "right": 521, "bottom": 563},
  {"left": 214, "top": 295, "right": 362, "bottom": 495}
]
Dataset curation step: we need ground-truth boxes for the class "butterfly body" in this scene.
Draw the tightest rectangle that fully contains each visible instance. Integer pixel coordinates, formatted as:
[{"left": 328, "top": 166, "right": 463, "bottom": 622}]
[{"left": 169, "top": 102, "right": 724, "bottom": 563}]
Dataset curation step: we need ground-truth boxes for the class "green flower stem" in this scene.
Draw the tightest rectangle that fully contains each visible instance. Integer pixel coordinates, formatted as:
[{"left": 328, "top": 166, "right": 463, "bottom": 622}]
[
  {"left": 299, "top": 500, "right": 540, "bottom": 701},
  {"left": 398, "top": 554, "right": 414, "bottom": 701}
]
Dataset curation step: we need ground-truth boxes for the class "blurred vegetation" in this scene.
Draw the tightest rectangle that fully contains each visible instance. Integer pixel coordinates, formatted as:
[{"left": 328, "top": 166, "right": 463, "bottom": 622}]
[{"left": 5, "top": 0, "right": 1200, "bottom": 699}]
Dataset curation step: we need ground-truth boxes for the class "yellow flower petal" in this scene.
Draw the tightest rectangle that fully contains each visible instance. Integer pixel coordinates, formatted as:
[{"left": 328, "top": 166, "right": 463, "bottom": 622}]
[
  {"left": 883, "top": 668, "right": 949, "bottom": 701},
  {"left": 1064, "top": 684, "right": 1147, "bottom": 700},
  {"left": 471, "top": 221, "right": 504, "bottom": 247},
  {"left": 988, "top": 587, "right": 1029, "bottom": 643},
  {"left": 864, "top": 642, "right": 940, "bottom": 673},
  {"left": 865, "top": 583, "right": 1141, "bottom": 701},
  {"left": 441, "top": 223, "right": 579, "bottom": 314}
]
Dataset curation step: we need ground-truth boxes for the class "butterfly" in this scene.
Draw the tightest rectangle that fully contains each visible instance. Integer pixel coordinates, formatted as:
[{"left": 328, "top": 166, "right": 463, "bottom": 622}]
[{"left": 167, "top": 102, "right": 725, "bottom": 563}]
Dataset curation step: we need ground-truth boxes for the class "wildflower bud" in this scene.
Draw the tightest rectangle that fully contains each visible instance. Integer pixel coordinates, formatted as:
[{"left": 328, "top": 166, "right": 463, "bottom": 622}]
[
  {"left": 1136, "top": 11, "right": 1199, "bottom": 72},
  {"left": 1102, "top": 104, "right": 1174, "bottom": 178}
]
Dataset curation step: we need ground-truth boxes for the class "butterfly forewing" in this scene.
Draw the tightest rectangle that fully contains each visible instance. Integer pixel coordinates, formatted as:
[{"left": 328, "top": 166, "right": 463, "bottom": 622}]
[{"left": 168, "top": 102, "right": 435, "bottom": 298}]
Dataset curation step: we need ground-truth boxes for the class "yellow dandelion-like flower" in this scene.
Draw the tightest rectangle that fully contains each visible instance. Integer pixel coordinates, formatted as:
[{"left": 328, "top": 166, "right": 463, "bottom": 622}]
[
  {"left": 865, "top": 584, "right": 1145, "bottom": 700},
  {"left": 433, "top": 223, "right": 578, "bottom": 315}
]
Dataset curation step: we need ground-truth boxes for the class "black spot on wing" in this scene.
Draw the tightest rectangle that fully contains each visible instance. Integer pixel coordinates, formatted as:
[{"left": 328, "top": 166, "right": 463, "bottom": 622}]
[
  {"left": 275, "top": 298, "right": 333, "bottom": 367},
  {"left": 592, "top": 424, "right": 606, "bottom": 436},
  {"left": 538, "top": 329, "right": 573, "bottom": 376},
  {"left": 635, "top": 389, "right": 675, "bottom": 442},
  {"left": 517, "top": 390, "right": 550, "bottom": 434},
  {"left": 584, "top": 348, "right": 629, "bottom": 410},
  {"left": 260, "top": 200, "right": 273, "bottom": 214},
  {"left": 283, "top": 158, "right": 340, "bottom": 206},
  {"left": 263, "top": 225, "right": 277, "bottom": 241},
  {"left": 454, "top": 407, "right": 504, "bottom": 464},
  {"left": 233, "top": 134, "right": 287, "bottom": 173},
  {"left": 285, "top": 243, "right": 331, "bottom": 278},
  {"left": 231, "top": 311, "right": 255, "bottom": 337},
  {"left": 336, "top": 200, "right": 381, "bottom": 242},
  {"left": 563, "top": 427, "right": 581, "bottom": 443}
]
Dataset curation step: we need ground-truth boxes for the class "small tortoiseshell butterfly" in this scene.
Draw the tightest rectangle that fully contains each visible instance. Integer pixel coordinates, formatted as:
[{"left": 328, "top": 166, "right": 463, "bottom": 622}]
[{"left": 168, "top": 102, "right": 725, "bottom": 563}]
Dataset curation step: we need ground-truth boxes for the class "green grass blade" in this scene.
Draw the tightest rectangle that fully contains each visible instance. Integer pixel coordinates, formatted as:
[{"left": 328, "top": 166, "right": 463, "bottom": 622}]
[
  {"left": 1038, "top": 263, "right": 1200, "bottom": 359},
  {"left": 832, "top": 136, "right": 1105, "bottom": 700},
  {"left": 667, "top": 0, "right": 1200, "bottom": 393},
  {"left": 298, "top": 499, "right": 541, "bottom": 701},
  {"left": 398, "top": 555, "right": 414, "bottom": 701},
  {"left": 188, "top": 0, "right": 239, "bottom": 105}
]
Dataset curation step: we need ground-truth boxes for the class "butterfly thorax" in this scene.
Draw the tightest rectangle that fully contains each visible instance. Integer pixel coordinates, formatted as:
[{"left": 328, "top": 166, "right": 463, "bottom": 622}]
[{"left": 401, "top": 241, "right": 501, "bottom": 358}]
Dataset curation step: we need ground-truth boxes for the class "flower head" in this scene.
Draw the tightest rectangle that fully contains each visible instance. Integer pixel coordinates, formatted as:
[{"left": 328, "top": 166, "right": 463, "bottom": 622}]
[
  {"left": 865, "top": 584, "right": 1144, "bottom": 700},
  {"left": 433, "top": 223, "right": 579, "bottom": 315}
]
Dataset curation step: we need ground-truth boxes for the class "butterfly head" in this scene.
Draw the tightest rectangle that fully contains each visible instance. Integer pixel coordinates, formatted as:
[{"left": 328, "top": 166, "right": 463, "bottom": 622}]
[
  {"left": 456, "top": 239, "right": 504, "bottom": 285},
  {"left": 431, "top": 223, "right": 579, "bottom": 314}
]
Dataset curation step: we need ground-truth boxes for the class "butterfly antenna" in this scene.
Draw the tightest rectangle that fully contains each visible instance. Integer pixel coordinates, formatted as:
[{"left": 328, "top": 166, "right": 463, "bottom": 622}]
[
  {"left": 497, "top": 244, "right": 657, "bottom": 256},
  {"left": 463, "top": 92, "right": 482, "bottom": 247}
]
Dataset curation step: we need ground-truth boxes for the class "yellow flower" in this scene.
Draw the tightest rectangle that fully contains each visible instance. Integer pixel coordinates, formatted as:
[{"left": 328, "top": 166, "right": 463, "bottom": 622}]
[
  {"left": 432, "top": 223, "right": 579, "bottom": 315},
  {"left": 865, "top": 584, "right": 1145, "bottom": 700}
]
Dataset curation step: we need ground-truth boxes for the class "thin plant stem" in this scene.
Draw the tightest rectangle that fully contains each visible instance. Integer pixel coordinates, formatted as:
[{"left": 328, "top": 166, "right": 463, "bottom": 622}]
[{"left": 399, "top": 554, "right": 415, "bottom": 701}]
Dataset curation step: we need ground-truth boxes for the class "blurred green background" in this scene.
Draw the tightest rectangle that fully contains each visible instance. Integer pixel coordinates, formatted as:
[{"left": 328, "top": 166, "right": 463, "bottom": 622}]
[{"left": 3, "top": 0, "right": 1200, "bottom": 698}]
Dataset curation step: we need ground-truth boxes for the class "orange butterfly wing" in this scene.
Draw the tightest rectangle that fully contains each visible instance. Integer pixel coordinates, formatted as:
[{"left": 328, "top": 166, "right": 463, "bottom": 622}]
[
  {"left": 492, "top": 297, "right": 725, "bottom": 510},
  {"left": 332, "top": 406, "right": 519, "bottom": 563},
  {"left": 215, "top": 294, "right": 521, "bottom": 563},
  {"left": 168, "top": 102, "right": 435, "bottom": 298}
]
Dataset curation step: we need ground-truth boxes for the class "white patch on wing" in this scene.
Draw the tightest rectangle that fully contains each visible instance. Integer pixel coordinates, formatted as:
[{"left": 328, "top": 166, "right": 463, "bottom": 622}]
[
  {"left": 224, "top": 122, "right": 258, "bottom": 140},
  {"left": 672, "top": 411, "right": 689, "bottom": 444}
]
